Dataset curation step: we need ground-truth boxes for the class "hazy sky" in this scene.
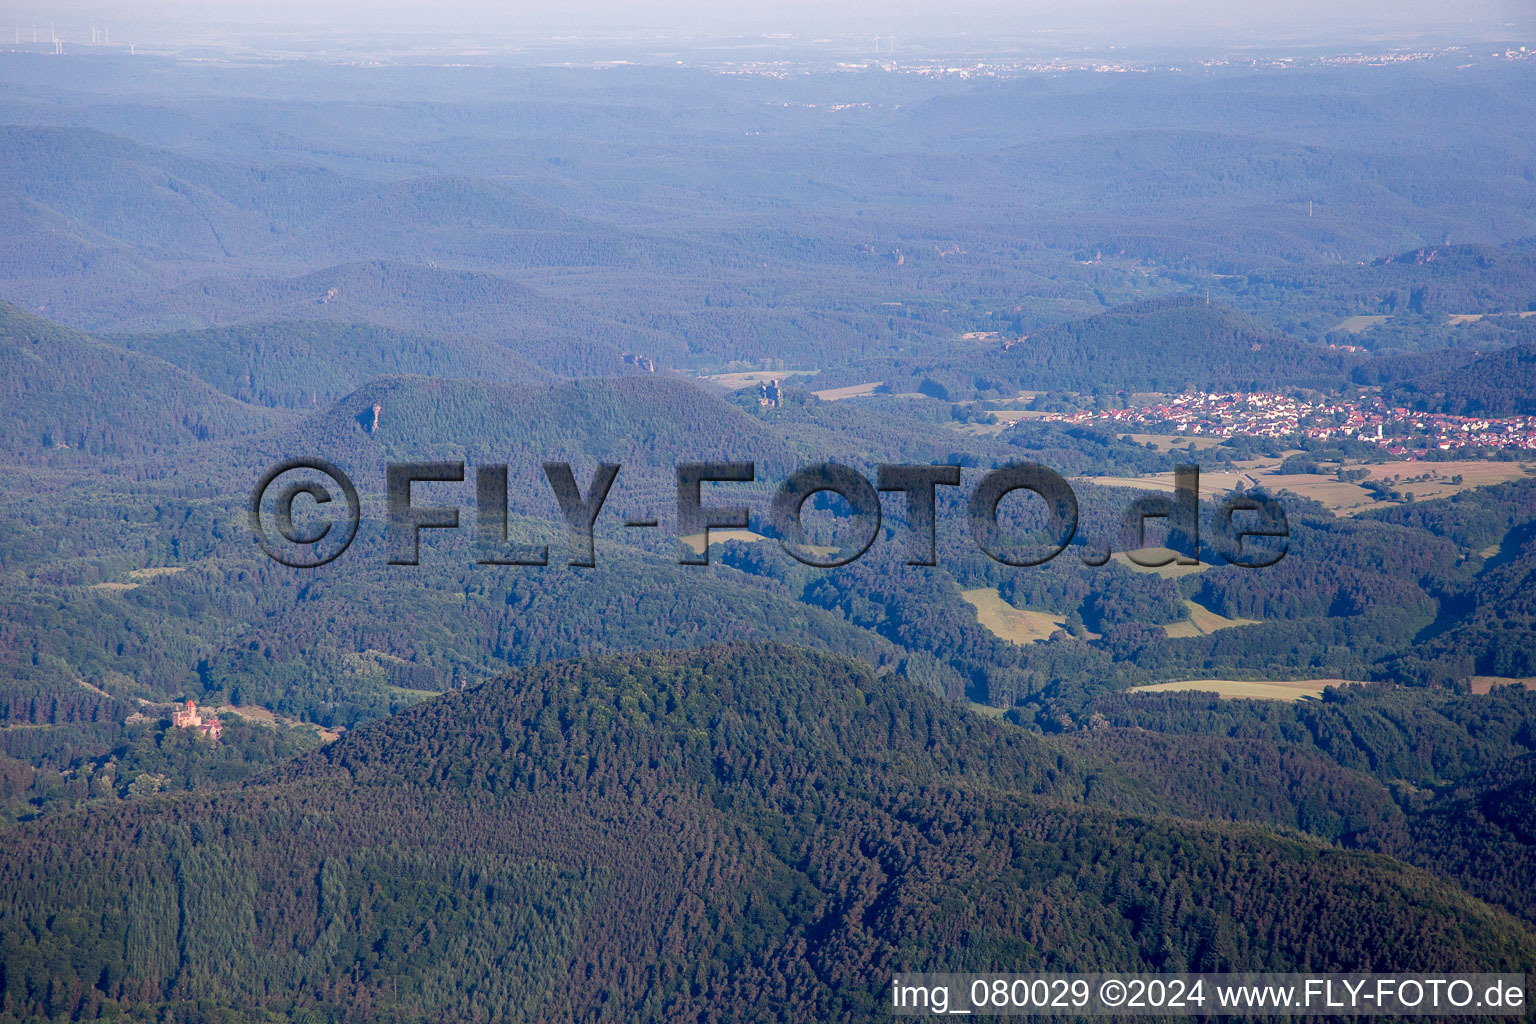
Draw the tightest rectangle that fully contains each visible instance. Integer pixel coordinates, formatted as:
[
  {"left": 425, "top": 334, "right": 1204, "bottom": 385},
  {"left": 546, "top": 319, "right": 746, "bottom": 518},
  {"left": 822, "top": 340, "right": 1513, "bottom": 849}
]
[{"left": 11, "top": 0, "right": 1536, "bottom": 48}]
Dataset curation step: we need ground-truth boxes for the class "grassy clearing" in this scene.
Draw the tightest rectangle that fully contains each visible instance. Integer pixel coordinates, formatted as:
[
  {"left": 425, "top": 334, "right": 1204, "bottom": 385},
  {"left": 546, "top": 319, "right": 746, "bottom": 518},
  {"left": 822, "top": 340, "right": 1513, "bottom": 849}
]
[
  {"left": 221, "top": 704, "right": 344, "bottom": 743},
  {"left": 954, "top": 406, "right": 1050, "bottom": 436},
  {"left": 1448, "top": 311, "right": 1536, "bottom": 326},
  {"left": 966, "top": 701, "right": 1007, "bottom": 718},
  {"left": 1335, "top": 314, "right": 1390, "bottom": 333},
  {"left": 88, "top": 566, "right": 189, "bottom": 593},
  {"left": 700, "top": 370, "right": 816, "bottom": 391},
  {"left": 128, "top": 567, "right": 186, "bottom": 581},
  {"left": 1129, "top": 678, "right": 1358, "bottom": 701},
  {"left": 960, "top": 587, "right": 1068, "bottom": 644}
]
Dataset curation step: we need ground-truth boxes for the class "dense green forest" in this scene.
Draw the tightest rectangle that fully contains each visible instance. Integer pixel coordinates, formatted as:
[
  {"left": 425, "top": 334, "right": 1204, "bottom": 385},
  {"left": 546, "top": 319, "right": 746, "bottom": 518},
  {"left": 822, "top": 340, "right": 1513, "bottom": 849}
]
[
  {"left": 2, "top": 646, "right": 1532, "bottom": 1024},
  {"left": 0, "top": 304, "right": 283, "bottom": 458},
  {"left": 806, "top": 298, "right": 1362, "bottom": 398},
  {"left": 1384, "top": 342, "right": 1536, "bottom": 416}
]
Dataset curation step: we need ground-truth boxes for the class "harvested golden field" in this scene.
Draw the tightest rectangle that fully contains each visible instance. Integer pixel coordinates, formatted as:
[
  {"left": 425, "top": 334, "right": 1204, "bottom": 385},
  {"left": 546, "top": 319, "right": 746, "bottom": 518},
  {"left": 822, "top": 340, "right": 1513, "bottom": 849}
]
[
  {"left": 811, "top": 381, "right": 884, "bottom": 401},
  {"left": 1129, "top": 678, "right": 1359, "bottom": 701},
  {"left": 960, "top": 587, "right": 1069, "bottom": 644},
  {"left": 680, "top": 530, "right": 841, "bottom": 560},
  {"left": 1123, "top": 433, "right": 1230, "bottom": 452},
  {"left": 680, "top": 529, "right": 772, "bottom": 556},
  {"left": 1470, "top": 676, "right": 1536, "bottom": 694},
  {"left": 1233, "top": 473, "right": 1377, "bottom": 512},
  {"left": 1349, "top": 462, "right": 1534, "bottom": 504},
  {"left": 1111, "top": 548, "right": 1210, "bottom": 578},
  {"left": 1163, "top": 599, "right": 1260, "bottom": 638},
  {"left": 1083, "top": 461, "right": 1532, "bottom": 515}
]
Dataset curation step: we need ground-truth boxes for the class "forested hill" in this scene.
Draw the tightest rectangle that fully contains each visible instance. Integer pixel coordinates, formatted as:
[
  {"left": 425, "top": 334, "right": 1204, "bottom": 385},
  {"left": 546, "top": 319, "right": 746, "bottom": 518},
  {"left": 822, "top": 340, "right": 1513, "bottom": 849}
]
[
  {"left": 0, "top": 300, "right": 283, "bottom": 459},
  {"left": 1214, "top": 243, "right": 1536, "bottom": 336},
  {"left": 981, "top": 297, "right": 1356, "bottom": 392},
  {"left": 106, "top": 320, "right": 550, "bottom": 410},
  {"left": 1386, "top": 342, "right": 1536, "bottom": 416},
  {"left": 1372, "top": 244, "right": 1536, "bottom": 307},
  {"left": 811, "top": 298, "right": 1358, "bottom": 399},
  {"left": 268, "top": 373, "right": 801, "bottom": 474},
  {"left": 1, "top": 645, "right": 1530, "bottom": 1024}
]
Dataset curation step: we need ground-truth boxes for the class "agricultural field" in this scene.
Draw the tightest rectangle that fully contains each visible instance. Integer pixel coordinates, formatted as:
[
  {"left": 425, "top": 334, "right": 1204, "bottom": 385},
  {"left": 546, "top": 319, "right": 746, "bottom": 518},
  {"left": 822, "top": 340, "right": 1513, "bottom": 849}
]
[
  {"left": 1111, "top": 548, "right": 1211, "bottom": 579},
  {"left": 679, "top": 529, "right": 773, "bottom": 556},
  {"left": 1129, "top": 678, "right": 1360, "bottom": 700},
  {"left": 1083, "top": 460, "right": 1533, "bottom": 514},
  {"left": 1123, "top": 433, "right": 1231, "bottom": 452},
  {"left": 1349, "top": 461, "right": 1535, "bottom": 503},
  {"left": 960, "top": 587, "right": 1070, "bottom": 644},
  {"left": 1469, "top": 676, "right": 1536, "bottom": 694},
  {"left": 1163, "top": 599, "right": 1260, "bottom": 638},
  {"left": 1446, "top": 311, "right": 1536, "bottom": 326},
  {"left": 811, "top": 381, "right": 886, "bottom": 401}
]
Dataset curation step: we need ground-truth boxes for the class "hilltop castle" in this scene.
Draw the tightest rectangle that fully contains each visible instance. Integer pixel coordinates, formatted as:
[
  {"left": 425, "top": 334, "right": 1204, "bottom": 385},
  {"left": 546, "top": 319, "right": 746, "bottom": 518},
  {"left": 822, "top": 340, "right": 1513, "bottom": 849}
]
[{"left": 170, "top": 699, "right": 223, "bottom": 743}]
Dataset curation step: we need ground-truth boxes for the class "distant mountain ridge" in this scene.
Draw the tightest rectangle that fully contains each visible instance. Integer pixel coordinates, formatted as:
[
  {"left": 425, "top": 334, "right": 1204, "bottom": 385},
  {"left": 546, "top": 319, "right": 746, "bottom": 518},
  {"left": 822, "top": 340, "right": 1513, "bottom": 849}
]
[{"left": 0, "top": 125, "right": 361, "bottom": 261}]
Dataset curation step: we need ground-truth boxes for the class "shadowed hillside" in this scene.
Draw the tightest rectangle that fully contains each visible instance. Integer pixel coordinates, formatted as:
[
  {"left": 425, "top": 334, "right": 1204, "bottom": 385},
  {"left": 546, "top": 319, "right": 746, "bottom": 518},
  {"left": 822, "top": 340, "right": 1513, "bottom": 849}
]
[
  {"left": 0, "top": 301, "right": 283, "bottom": 458},
  {"left": 108, "top": 320, "right": 550, "bottom": 410}
]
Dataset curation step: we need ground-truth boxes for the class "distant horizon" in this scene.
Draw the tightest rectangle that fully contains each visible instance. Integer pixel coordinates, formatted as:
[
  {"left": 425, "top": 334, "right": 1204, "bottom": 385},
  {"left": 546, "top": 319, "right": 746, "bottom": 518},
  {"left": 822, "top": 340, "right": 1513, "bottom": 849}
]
[{"left": 5, "top": 0, "right": 1534, "bottom": 56}]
